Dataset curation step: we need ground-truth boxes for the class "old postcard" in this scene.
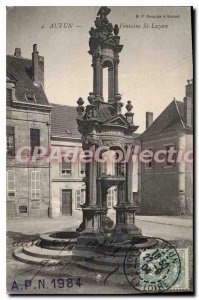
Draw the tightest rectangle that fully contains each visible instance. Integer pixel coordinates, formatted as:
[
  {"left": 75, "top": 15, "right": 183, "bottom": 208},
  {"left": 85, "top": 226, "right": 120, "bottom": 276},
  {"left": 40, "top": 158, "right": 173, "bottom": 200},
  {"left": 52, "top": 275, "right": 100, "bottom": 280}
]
[{"left": 6, "top": 6, "right": 193, "bottom": 295}]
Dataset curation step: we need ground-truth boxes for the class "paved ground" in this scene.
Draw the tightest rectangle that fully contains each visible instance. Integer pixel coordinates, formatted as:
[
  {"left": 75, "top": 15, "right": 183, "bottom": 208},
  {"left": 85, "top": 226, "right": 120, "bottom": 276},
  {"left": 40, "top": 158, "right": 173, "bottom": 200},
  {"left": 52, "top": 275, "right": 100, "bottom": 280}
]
[
  {"left": 7, "top": 214, "right": 193, "bottom": 295},
  {"left": 7, "top": 213, "right": 193, "bottom": 241}
]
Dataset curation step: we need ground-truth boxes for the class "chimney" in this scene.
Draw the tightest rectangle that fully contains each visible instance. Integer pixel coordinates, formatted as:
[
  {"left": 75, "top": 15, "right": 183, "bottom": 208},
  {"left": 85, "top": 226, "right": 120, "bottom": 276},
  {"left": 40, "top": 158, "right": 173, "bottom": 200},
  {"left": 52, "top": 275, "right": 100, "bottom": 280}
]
[
  {"left": 146, "top": 112, "right": 153, "bottom": 129},
  {"left": 32, "top": 44, "right": 45, "bottom": 87},
  {"left": 184, "top": 96, "right": 192, "bottom": 127},
  {"left": 38, "top": 55, "right": 44, "bottom": 88},
  {"left": 14, "top": 48, "right": 21, "bottom": 58},
  {"left": 32, "top": 44, "right": 40, "bottom": 86},
  {"left": 183, "top": 80, "right": 193, "bottom": 128},
  {"left": 186, "top": 79, "right": 193, "bottom": 100}
]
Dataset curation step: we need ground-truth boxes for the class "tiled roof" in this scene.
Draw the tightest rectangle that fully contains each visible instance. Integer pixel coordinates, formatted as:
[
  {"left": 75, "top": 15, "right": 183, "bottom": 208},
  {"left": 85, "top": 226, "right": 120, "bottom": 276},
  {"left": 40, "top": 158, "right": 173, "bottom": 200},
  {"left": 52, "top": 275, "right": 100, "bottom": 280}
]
[
  {"left": 51, "top": 103, "right": 140, "bottom": 140},
  {"left": 51, "top": 103, "right": 81, "bottom": 139},
  {"left": 140, "top": 99, "right": 191, "bottom": 139},
  {"left": 6, "top": 55, "right": 49, "bottom": 106}
]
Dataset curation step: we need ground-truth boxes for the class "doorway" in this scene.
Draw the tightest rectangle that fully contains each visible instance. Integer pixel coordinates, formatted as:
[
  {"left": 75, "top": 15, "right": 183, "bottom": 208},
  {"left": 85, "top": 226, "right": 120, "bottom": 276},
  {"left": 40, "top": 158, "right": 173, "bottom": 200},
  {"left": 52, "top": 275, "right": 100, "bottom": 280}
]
[{"left": 61, "top": 189, "right": 72, "bottom": 216}]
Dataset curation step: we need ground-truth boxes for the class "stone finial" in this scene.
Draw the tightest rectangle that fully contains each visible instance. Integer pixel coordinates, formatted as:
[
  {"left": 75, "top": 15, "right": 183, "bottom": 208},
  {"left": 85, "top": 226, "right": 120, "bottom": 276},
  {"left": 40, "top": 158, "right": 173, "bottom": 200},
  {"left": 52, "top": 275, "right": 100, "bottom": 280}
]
[
  {"left": 126, "top": 100, "right": 133, "bottom": 112},
  {"left": 125, "top": 101, "right": 134, "bottom": 125},
  {"left": 88, "top": 6, "right": 123, "bottom": 54},
  {"left": 76, "top": 97, "right": 84, "bottom": 114},
  {"left": 88, "top": 92, "right": 95, "bottom": 104},
  {"left": 97, "top": 6, "right": 111, "bottom": 19},
  {"left": 77, "top": 97, "right": 84, "bottom": 106},
  {"left": 114, "top": 24, "right": 119, "bottom": 36},
  {"left": 115, "top": 93, "right": 122, "bottom": 102}
]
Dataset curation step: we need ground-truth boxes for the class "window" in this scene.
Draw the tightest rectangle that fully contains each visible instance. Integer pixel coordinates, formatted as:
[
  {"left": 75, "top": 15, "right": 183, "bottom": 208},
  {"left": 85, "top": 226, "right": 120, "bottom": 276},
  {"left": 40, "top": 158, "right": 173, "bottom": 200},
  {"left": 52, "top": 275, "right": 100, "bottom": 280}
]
[
  {"left": 62, "top": 155, "right": 72, "bottom": 175},
  {"left": 7, "top": 126, "right": 15, "bottom": 156},
  {"left": 6, "top": 88, "right": 12, "bottom": 105},
  {"left": 107, "top": 188, "right": 117, "bottom": 209},
  {"left": 7, "top": 170, "right": 15, "bottom": 198},
  {"left": 145, "top": 147, "right": 154, "bottom": 168},
  {"left": 31, "top": 171, "right": 40, "bottom": 199},
  {"left": 26, "top": 94, "right": 35, "bottom": 102},
  {"left": 100, "top": 161, "right": 107, "bottom": 176},
  {"left": 30, "top": 128, "right": 40, "bottom": 156},
  {"left": 19, "top": 206, "right": 27, "bottom": 213},
  {"left": 76, "top": 189, "right": 85, "bottom": 209},
  {"left": 80, "top": 161, "right": 86, "bottom": 175},
  {"left": 165, "top": 145, "right": 175, "bottom": 166}
]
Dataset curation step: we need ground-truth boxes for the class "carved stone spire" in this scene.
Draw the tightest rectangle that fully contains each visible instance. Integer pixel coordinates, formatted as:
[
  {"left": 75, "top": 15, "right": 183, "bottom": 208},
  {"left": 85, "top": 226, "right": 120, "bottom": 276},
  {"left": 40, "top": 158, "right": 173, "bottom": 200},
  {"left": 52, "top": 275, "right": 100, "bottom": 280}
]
[{"left": 88, "top": 6, "right": 123, "bottom": 54}]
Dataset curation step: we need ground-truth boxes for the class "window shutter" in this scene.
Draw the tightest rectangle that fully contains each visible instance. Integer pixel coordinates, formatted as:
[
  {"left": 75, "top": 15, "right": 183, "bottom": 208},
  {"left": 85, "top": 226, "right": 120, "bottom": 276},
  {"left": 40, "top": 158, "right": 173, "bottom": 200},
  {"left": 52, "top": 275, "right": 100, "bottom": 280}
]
[
  {"left": 31, "top": 171, "right": 40, "bottom": 199},
  {"left": 7, "top": 126, "right": 15, "bottom": 156},
  {"left": 81, "top": 189, "right": 86, "bottom": 205},
  {"left": 76, "top": 190, "right": 81, "bottom": 209},
  {"left": 107, "top": 189, "right": 112, "bottom": 208}
]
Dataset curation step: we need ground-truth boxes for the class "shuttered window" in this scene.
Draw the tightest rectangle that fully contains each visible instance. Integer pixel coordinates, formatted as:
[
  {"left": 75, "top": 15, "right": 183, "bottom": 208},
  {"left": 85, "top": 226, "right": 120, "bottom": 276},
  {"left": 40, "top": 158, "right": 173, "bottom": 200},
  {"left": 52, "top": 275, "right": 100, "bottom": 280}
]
[
  {"left": 31, "top": 171, "right": 40, "bottom": 199},
  {"left": 7, "top": 126, "right": 15, "bottom": 156},
  {"left": 75, "top": 189, "right": 85, "bottom": 209},
  {"left": 7, "top": 170, "right": 15, "bottom": 198},
  {"left": 107, "top": 188, "right": 117, "bottom": 209},
  {"left": 30, "top": 128, "right": 40, "bottom": 156}
]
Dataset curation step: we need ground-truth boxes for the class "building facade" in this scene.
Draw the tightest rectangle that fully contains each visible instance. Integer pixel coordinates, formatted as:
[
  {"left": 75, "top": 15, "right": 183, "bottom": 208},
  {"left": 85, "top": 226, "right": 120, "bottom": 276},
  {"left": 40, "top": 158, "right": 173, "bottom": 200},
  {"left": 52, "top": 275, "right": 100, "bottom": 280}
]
[
  {"left": 50, "top": 104, "right": 86, "bottom": 217},
  {"left": 6, "top": 45, "right": 51, "bottom": 218},
  {"left": 138, "top": 80, "right": 193, "bottom": 215}
]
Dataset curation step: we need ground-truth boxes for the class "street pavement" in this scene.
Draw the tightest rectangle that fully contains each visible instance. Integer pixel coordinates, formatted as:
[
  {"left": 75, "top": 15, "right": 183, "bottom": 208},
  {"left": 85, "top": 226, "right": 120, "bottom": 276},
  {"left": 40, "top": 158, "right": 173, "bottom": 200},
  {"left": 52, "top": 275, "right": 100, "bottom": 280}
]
[{"left": 7, "top": 213, "right": 192, "bottom": 242}]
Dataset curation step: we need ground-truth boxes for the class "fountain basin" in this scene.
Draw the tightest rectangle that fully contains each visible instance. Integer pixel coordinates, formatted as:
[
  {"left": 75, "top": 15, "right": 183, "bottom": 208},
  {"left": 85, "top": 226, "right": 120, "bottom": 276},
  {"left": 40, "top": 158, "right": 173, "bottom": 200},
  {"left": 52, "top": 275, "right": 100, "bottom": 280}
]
[{"left": 39, "top": 231, "right": 79, "bottom": 249}]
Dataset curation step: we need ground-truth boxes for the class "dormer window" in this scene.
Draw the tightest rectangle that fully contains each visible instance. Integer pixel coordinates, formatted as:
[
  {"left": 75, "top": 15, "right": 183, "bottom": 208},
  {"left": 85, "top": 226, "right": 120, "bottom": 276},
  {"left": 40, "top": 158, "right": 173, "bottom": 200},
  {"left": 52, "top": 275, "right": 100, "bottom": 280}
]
[{"left": 26, "top": 94, "right": 35, "bottom": 102}]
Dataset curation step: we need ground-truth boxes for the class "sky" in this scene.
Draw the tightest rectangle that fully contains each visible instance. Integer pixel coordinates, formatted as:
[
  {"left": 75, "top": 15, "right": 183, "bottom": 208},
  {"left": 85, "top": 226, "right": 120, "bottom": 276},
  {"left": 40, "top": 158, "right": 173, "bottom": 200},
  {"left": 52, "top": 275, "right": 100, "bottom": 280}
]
[{"left": 6, "top": 6, "right": 193, "bottom": 133}]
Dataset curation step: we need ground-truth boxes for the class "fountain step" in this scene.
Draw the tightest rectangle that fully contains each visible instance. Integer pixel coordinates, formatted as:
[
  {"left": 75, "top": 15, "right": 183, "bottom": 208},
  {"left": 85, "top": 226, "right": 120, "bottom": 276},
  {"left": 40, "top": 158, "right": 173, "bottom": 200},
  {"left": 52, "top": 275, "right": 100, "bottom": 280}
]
[
  {"left": 14, "top": 246, "right": 98, "bottom": 265},
  {"left": 13, "top": 248, "right": 134, "bottom": 291},
  {"left": 76, "top": 259, "right": 124, "bottom": 274},
  {"left": 13, "top": 248, "right": 62, "bottom": 266},
  {"left": 22, "top": 244, "right": 73, "bottom": 260}
]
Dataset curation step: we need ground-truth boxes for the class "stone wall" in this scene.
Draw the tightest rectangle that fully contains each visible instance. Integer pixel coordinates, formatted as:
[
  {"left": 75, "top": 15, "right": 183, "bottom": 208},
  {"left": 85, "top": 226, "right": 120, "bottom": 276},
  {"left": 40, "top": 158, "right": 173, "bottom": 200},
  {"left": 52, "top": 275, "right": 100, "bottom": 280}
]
[{"left": 7, "top": 105, "right": 51, "bottom": 218}]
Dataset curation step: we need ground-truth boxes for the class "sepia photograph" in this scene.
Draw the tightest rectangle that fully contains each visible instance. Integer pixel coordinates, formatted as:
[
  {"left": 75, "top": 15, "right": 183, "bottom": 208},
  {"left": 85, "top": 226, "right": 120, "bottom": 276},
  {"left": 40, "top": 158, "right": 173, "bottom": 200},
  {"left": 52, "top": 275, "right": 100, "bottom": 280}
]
[{"left": 5, "top": 4, "right": 193, "bottom": 295}]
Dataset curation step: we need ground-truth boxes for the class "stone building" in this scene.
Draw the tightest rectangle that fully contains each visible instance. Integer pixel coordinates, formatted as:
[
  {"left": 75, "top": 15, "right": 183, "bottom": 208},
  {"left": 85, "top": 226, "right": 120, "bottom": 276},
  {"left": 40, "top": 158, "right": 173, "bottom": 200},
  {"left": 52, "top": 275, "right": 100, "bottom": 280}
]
[
  {"left": 50, "top": 104, "right": 86, "bottom": 217},
  {"left": 6, "top": 45, "right": 51, "bottom": 218},
  {"left": 138, "top": 80, "right": 193, "bottom": 215}
]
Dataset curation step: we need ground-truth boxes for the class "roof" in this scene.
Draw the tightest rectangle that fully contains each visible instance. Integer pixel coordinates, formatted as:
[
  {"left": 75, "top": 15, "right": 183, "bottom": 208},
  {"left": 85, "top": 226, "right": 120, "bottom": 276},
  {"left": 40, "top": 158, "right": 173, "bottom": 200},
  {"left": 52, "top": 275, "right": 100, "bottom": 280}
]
[
  {"left": 140, "top": 99, "right": 191, "bottom": 139},
  {"left": 51, "top": 103, "right": 81, "bottom": 139},
  {"left": 51, "top": 103, "right": 140, "bottom": 140},
  {"left": 6, "top": 55, "right": 49, "bottom": 106}
]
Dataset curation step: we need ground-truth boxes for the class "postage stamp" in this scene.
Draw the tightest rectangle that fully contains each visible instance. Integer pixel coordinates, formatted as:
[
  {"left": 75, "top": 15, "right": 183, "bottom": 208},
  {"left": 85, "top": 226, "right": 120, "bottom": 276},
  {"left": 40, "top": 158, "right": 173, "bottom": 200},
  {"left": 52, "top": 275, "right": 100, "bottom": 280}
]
[{"left": 123, "top": 237, "right": 191, "bottom": 293}]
